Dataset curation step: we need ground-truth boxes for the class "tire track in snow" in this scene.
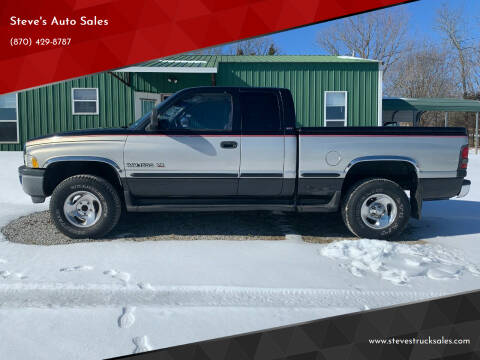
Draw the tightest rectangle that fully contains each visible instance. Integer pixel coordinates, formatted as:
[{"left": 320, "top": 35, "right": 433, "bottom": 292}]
[{"left": 0, "top": 283, "right": 446, "bottom": 309}]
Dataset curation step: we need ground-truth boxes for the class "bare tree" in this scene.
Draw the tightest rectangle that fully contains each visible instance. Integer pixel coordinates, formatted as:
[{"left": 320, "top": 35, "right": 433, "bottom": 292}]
[
  {"left": 474, "top": 46, "right": 480, "bottom": 92},
  {"left": 435, "top": 4, "right": 475, "bottom": 97},
  {"left": 472, "top": 18, "right": 480, "bottom": 92},
  {"left": 315, "top": 8, "right": 410, "bottom": 74},
  {"left": 386, "top": 43, "right": 456, "bottom": 98},
  {"left": 188, "top": 36, "right": 280, "bottom": 56},
  {"left": 187, "top": 45, "right": 227, "bottom": 55},
  {"left": 230, "top": 36, "right": 280, "bottom": 55},
  {"left": 386, "top": 43, "right": 459, "bottom": 127}
]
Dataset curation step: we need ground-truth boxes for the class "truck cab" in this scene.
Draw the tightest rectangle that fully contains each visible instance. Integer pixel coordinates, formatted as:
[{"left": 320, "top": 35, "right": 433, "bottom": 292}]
[{"left": 124, "top": 87, "right": 296, "bottom": 199}]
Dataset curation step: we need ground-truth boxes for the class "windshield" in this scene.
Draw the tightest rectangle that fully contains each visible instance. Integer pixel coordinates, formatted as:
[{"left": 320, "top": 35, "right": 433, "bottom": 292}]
[
  {"left": 128, "top": 111, "right": 151, "bottom": 129},
  {"left": 156, "top": 93, "right": 233, "bottom": 131},
  {"left": 130, "top": 92, "right": 233, "bottom": 131},
  {"left": 128, "top": 91, "right": 182, "bottom": 129}
]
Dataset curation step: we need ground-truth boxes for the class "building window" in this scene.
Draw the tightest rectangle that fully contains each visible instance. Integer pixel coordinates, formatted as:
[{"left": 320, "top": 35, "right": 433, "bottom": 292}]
[
  {"left": 140, "top": 94, "right": 172, "bottom": 115},
  {"left": 0, "top": 93, "right": 19, "bottom": 143},
  {"left": 72, "top": 88, "right": 99, "bottom": 115},
  {"left": 134, "top": 92, "right": 172, "bottom": 120},
  {"left": 324, "top": 91, "right": 347, "bottom": 127}
]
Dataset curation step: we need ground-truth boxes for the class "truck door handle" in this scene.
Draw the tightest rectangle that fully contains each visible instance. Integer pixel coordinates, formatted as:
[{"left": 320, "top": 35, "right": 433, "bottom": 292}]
[{"left": 220, "top": 141, "right": 238, "bottom": 149}]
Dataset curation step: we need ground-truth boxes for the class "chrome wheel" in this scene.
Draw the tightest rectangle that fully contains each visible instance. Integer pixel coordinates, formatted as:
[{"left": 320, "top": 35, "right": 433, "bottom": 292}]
[
  {"left": 360, "top": 193, "right": 397, "bottom": 230},
  {"left": 63, "top": 191, "right": 102, "bottom": 228}
]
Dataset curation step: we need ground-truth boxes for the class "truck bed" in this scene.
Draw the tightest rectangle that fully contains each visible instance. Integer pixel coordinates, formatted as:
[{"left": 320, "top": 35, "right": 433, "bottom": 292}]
[{"left": 297, "top": 126, "right": 468, "bottom": 207}]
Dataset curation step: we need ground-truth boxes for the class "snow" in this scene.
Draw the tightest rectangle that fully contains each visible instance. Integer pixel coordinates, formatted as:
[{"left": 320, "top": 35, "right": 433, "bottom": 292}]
[
  {"left": 1, "top": 150, "right": 480, "bottom": 359},
  {"left": 0, "top": 306, "right": 351, "bottom": 360},
  {"left": 320, "top": 239, "right": 480, "bottom": 285}
]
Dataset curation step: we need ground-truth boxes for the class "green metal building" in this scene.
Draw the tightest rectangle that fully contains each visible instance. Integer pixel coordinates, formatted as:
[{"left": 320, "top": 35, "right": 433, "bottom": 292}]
[{"left": 0, "top": 55, "right": 382, "bottom": 150}]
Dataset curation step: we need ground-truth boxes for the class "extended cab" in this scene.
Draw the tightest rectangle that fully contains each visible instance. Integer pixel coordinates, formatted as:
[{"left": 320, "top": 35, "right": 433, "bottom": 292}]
[{"left": 19, "top": 87, "right": 471, "bottom": 239}]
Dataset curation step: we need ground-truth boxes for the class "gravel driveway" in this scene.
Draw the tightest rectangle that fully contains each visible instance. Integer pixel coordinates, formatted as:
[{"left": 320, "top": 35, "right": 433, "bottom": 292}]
[{"left": 2, "top": 210, "right": 355, "bottom": 245}]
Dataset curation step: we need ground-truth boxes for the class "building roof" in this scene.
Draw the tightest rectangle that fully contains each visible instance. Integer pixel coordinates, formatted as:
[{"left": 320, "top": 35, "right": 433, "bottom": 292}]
[
  {"left": 383, "top": 97, "right": 480, "bottom": 113},
  {"left": 116, "top": 54, "right": 378, "bottom": 73}
]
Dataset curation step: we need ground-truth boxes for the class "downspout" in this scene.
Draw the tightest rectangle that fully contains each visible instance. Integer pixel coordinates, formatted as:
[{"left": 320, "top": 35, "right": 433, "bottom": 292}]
[{"left": 377, "top": 65, "right": 383, "bottom": 126}]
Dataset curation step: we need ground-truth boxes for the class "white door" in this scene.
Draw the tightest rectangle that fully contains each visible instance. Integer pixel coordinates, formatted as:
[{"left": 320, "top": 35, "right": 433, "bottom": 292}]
[{"left": 125, "top": 89, "right": 240, "bottom": 197}]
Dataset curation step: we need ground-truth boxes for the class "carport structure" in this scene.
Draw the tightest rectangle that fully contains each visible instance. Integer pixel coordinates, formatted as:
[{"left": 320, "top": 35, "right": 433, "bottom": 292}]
[{"left": 383, "top": 97, "right": 480, "bottom": 152}]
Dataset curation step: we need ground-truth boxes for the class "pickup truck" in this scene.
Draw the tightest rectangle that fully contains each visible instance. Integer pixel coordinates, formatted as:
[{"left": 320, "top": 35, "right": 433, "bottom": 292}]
[{"left": 19, "top": 86, "right": 471, "bottom": 240}]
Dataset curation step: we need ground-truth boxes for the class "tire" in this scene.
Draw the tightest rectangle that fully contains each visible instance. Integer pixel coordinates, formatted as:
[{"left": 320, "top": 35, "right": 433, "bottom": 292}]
[
  {"left": 341, "top": 178, "right": 411, "bottom": 240},
  {"left": 49, "top": 175, "right": 122, "bottom": 238}
]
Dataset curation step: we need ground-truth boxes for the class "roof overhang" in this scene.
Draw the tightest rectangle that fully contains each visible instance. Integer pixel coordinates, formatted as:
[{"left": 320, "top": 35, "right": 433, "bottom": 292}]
[
  {"left": 383, "top": 97, "right": 480, "bottom": 112},
  {"left": 114, "top": 66, "right": 217, "bottom": 73}
]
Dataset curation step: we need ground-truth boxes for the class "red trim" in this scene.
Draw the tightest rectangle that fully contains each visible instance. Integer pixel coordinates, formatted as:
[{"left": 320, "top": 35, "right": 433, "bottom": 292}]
[
  {"left": 32, "top": 134, "right": 294, "bottom": 139},
  {"left": 29, "top": 134, "right": 468, "bottom": 142},
  {"left": 125, "top": 134, "right": 295, "bottom": 137},
  {"left": 300, "top": 134, "right": 467, "bottom": 138},
  {"left": 240, "top": 134, "right": 297, "bottom": 137}
]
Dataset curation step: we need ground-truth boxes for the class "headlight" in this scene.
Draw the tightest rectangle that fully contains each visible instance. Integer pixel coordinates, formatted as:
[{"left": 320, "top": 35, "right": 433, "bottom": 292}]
[{"left": 24, "top": 153, "right": 39, "bottom": 168}]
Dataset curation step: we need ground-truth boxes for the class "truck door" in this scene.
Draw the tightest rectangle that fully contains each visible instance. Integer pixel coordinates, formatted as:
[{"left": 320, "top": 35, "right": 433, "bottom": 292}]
[
  {"left": 238, "top": 90, "right": 285, "bottom": 196},
  {"left": 124, "top": 89, "right": 240, "bottom": 197}
]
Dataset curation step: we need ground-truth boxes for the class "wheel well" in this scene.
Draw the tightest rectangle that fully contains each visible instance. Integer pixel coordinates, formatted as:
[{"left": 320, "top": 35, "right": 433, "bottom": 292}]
[
  {"left": 43, "top": 161, "right": 122, "bottom": 196},
  {"left": 342, "top": 161, "right": 418, "bottom": 195}
]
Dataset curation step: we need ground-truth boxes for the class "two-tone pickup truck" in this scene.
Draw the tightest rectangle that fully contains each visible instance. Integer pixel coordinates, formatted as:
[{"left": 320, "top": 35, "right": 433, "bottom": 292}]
[{"left": 19, "top": 87, "right": 470, "bottom": 240}]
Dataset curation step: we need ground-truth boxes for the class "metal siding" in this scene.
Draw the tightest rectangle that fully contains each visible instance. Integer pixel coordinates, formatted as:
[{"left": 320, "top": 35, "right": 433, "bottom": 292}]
[
  {"left": 1, "top": 72, "right": 136, "bottom": 150},
  {"left": 217, "top": 62, "right": 378, "bottom": 128},
  {"left": 2, "top": 61, "right": 379, "bottom": 151}
]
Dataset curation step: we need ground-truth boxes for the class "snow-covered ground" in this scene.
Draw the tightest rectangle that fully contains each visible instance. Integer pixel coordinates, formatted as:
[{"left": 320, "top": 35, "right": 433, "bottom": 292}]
[{"left": 1, "top": 151, "right": 479, "bottom": 359}]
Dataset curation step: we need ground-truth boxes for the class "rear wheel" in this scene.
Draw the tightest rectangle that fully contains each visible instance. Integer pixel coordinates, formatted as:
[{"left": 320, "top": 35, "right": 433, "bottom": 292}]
[
  {"left": 341, "top": 178, "right": 410, "bottom": 240},
  {"left": 50, "top": 175, "right": 121, "bottom": 238}
]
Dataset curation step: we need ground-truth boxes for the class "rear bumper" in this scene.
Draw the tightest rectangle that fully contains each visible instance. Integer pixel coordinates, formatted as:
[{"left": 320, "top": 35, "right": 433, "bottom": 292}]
[
  {"left": 457, "top": 179, "right": 471, "bottom": 198},
  {"left": 420, "top": 177, "right": 470, "bottom": 200},
  {"left": 18, "top": 165, "right": 46, "bottom": 203}
]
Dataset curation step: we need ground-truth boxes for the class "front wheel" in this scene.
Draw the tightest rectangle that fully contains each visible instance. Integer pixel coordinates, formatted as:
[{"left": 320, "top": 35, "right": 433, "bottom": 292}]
[
  {"left": 50, "top": 175, "right": 122, "bottom": 238},
  {"left": 341, "top": 178, "right": 411, "bottom": 240}
]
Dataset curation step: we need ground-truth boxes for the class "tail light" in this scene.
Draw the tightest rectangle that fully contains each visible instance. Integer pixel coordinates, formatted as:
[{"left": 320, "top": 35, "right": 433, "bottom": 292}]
[{"left": 459, "top": 145, "right": 469, "bottom": 169}]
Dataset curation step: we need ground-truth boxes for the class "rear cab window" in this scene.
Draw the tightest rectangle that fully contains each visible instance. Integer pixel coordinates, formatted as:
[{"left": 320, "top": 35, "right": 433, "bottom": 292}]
[{"left": 239, "top": 91, "right": 282, "bottom": 132}]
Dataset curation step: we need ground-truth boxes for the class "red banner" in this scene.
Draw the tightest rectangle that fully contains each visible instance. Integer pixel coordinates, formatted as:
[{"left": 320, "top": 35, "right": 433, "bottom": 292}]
[{"left": 0, "top": 0, "right": 412, "bottom": 94}]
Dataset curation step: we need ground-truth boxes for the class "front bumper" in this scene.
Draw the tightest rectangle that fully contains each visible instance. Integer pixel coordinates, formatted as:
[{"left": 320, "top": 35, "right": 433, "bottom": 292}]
[
  {"left": 457, "top": 179, "right": 471, "bottom": 198},
  {"left": 18, "top": 165, "right": 47, "bottom": 203}
]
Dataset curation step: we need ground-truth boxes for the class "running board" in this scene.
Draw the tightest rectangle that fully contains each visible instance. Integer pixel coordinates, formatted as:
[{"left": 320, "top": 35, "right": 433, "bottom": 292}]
[
  {"left": 123, "top": 191, "right": 340, "bottom": 213},
  {"left": 127, "top": 204, "right": 296, "bottom": 212}
]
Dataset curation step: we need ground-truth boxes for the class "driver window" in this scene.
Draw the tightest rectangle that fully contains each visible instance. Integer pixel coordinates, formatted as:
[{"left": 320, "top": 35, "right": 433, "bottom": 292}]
[{"left": 157, "top": 92, "right": 233, "bottom": 131}]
